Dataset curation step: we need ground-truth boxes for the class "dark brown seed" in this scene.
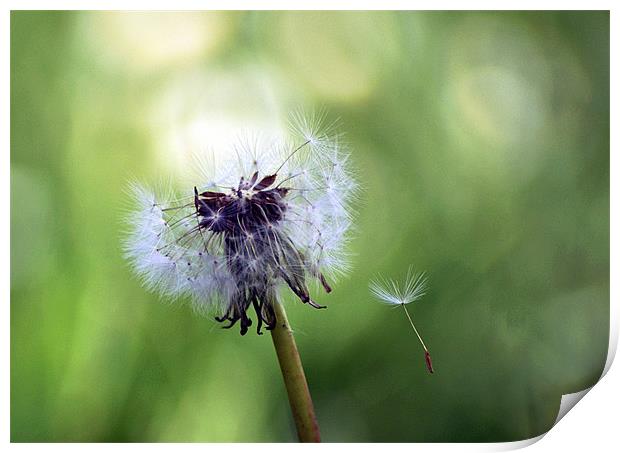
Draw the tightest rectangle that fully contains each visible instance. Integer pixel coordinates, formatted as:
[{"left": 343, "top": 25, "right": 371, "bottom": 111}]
[
  {"left": 254, "top": 174, "right": 277, "bottom": 190},
  {"left": 425, "top": 350, "right": 434, "bottom": 374}
]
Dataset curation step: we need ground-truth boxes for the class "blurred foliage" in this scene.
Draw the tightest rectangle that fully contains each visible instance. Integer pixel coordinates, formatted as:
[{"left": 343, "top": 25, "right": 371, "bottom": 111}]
[{"left": 10, "top": 11, "right": 609, "bottom": 442}]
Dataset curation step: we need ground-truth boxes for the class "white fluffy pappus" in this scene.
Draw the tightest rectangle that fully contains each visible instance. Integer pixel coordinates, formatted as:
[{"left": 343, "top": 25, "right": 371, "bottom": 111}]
[
  {"left": 123, "top": 113, "right": 358, "bottom": 335},
  {"left": 369, "top": 267, "right": 434, "bottom": 374},
  {"left": 369, "top": 267, "right": 428, "bottom": 306}
]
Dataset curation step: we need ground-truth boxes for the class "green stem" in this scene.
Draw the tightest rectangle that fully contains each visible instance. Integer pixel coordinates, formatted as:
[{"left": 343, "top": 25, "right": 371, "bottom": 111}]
[{"left": 270, "top": 301, "right": 321, "bottom": 442}]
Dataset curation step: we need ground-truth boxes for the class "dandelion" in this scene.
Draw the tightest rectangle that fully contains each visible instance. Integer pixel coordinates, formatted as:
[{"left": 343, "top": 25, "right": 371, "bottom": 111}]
[
  {"left": 370, "top": 267, "right": 434, "bottom": 374},
  {"left": 123, "top": 112, "right": 356, "bottom": 442}
]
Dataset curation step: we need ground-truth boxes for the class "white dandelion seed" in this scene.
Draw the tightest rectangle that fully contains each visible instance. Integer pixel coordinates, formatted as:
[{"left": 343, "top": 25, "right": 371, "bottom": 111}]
[
  {"left": 123, "top": 113, "right": 357, "bottom": 335},
  {"left": 370, "top": 267, "right": 434, "bottom": 374}
]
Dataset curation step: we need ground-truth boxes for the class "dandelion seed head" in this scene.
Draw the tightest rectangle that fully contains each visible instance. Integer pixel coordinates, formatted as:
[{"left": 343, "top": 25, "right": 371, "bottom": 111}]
[{"left": 123, "top": 112, "right": 356, "bottom": 335}]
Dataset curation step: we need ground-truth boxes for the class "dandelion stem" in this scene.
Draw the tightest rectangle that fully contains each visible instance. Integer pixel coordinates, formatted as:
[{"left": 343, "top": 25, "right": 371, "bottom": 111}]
[
  {"left": 402, "top": 303, "right": 428, "bottom": 352},
  {"left": 270, "top": 301, "right": 321, "bottom": 442}
]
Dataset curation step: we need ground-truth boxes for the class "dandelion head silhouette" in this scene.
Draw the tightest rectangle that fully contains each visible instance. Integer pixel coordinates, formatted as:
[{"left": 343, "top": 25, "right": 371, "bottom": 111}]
[{"left": 124, "top": 113, "right": 357, "bottom": 335}]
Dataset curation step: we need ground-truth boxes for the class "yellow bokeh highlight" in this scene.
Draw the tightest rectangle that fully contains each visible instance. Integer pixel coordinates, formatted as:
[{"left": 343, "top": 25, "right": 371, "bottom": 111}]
[{"left": 80, "top": 12, "right": 233, "bottom": 72}]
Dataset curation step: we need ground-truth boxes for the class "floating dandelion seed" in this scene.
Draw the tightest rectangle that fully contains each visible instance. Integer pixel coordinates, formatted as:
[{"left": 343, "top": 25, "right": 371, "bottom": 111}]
[
  {"left": 123, "top": 112, "right": 357, "bottom": 336},
  {"left": 370, "top": 267, "right": 434, "bottom": 374}
]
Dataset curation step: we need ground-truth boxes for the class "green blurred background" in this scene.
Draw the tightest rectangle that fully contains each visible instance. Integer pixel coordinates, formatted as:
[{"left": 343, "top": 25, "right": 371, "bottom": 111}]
[{"left": 10, "top": 11, "right": 609, "bottom": 442}]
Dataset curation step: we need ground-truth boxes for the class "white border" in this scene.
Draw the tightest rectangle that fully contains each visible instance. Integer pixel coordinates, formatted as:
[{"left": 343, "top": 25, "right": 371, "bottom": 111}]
[
  {"left": 3, "top": 2, "right": 616, "bottom": 451},
  {"left": 0, "top": 1, "right": 616, "bottom": 10}
]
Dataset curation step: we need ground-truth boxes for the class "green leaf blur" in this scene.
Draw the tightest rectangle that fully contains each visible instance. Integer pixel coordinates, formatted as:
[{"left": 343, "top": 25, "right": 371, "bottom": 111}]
[{"left": 10, "top": 11, "right": 609, "bottom": 442}]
